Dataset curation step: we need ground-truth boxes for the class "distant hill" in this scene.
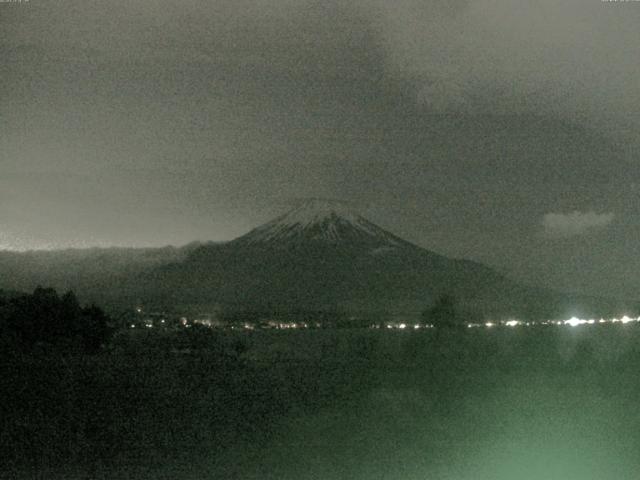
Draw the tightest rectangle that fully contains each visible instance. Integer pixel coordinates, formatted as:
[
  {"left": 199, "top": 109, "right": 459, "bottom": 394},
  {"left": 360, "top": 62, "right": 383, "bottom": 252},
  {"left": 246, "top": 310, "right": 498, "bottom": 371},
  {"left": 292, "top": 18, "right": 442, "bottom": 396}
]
[{"left": 0, "top": 242, "right": 212, "bottom": 310}]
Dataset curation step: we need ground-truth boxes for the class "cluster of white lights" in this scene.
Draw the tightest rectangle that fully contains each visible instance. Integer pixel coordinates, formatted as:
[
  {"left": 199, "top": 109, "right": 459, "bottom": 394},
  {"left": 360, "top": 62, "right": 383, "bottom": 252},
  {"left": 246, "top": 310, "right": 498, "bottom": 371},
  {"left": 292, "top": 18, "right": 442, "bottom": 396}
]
[
  {"left": 386, "top": 323, "right": 434, "bottom": 330},
  {"left": 467, "top": 316, "right": 640, "bottom": 329},
  {"left": 275, "top": 323, "right": 301, "bottom": 329},
  {"left": 129, "top": 316, "right": 640, "bottom": 331}
]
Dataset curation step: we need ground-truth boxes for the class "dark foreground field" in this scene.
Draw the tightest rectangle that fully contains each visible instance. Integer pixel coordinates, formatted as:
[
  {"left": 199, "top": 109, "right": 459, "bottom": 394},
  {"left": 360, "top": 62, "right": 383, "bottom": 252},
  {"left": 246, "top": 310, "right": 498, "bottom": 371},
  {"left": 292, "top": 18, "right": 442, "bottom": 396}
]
[{"left": 3, "top": 326, "right": 640, "bottom": 479}]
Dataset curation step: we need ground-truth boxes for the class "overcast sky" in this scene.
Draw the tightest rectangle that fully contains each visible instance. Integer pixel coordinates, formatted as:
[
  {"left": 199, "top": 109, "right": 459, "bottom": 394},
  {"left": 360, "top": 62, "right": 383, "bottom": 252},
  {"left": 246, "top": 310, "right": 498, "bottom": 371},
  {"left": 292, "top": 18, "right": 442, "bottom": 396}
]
[{"left": 2, "top": 0, "right": 640, "bottom": 298}]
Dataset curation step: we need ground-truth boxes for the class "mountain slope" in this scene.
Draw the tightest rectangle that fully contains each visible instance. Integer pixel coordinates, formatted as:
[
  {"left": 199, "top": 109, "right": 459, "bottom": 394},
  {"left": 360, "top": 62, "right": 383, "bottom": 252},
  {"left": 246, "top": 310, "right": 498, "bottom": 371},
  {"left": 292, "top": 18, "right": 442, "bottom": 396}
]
[{"left": 135, "top": 201, "right": 625, "bottom": 319}]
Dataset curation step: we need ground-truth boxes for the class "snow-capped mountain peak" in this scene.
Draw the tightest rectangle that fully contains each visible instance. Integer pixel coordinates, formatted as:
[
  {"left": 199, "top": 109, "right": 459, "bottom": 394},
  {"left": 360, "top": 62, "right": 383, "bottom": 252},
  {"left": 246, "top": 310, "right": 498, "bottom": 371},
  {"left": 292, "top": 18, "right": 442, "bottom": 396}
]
[
  {"left": 268, "top": 199, "right": 362, "bottom": 229},
  {"left": 232, "top": 199, "right": 406, "bottom": 247}
]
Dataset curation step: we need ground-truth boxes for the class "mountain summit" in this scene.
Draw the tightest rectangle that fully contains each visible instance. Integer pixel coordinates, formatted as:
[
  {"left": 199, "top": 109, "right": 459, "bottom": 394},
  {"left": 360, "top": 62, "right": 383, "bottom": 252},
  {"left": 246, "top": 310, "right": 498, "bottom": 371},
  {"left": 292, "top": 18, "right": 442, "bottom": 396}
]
[{"left": 232, "top": 199, "right": 407, "bottom": 248}]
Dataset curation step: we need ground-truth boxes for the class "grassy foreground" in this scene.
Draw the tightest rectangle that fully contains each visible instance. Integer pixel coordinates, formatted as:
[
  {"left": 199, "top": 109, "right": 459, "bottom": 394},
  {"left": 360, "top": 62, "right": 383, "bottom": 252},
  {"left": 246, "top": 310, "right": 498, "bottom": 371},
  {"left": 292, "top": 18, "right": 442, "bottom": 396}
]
[{"left": 2, "top": 325, "right": 640, "bottom": 479}]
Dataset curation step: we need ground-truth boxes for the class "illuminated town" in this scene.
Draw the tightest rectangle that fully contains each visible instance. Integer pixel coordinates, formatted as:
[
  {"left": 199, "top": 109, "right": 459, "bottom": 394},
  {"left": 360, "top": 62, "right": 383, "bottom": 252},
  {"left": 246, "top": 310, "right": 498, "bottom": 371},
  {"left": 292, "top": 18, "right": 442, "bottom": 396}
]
[{"left": 129, "top": 308, "right": 640, "bottom": 331}]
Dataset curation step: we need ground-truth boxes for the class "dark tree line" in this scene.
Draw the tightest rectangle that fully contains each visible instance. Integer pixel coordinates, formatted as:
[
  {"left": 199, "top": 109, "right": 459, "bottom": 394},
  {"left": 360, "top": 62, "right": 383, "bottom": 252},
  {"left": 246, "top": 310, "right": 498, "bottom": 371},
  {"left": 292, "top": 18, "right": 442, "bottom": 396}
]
[
  {"left": 0, "top": 287, "right": 111, "bottom": 353},
  {"left": 422, "top": 294, "right": 463, "bottom": 329}
]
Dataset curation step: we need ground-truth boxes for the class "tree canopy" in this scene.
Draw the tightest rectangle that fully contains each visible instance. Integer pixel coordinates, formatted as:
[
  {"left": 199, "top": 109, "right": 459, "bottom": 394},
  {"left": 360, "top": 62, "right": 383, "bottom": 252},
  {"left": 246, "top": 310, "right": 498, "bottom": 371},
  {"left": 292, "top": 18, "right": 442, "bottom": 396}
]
[
  {"left": 0, "top": 287, "right": 111, "bottom": 353},
  {"left": 422, "top": 294, "right": 462, "bottom": 329}
]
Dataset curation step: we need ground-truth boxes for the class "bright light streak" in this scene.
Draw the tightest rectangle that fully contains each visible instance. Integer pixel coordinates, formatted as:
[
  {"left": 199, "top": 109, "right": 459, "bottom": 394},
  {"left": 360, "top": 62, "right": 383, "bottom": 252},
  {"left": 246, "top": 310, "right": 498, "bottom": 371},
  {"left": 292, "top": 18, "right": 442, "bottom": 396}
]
[
  {"left": 485, "top": 322, "right": 494, "bottom": 328},
  {"left": 398, "top": 323, "right": 406, "bottom": 330},
  {"left": 505, "top": 320, "right": 519, "bottom": 327},
  {"left": 564, "top": 317, "right": 585, "bottom": 327},
  {"left": 621, "top": 316, "right": 633, "bottom": 324}
]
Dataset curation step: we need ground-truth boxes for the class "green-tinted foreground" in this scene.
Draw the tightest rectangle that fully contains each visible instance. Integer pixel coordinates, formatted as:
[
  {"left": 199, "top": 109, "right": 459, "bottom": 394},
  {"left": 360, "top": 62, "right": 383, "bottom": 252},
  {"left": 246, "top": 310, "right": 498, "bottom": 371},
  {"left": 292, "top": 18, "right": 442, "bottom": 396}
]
[{"left": 3, "top": 326, "right": 640, "bottom": 479}]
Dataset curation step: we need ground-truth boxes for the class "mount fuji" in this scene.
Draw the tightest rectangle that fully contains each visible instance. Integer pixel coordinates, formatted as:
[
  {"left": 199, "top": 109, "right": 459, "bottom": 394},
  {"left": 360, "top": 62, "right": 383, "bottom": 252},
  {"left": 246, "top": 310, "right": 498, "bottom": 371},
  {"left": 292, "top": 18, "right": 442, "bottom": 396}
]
[
  {"left": 132, "top": 200, "right": 620, "bottom": 320},
  {"left": 231, "top": 199, "right": 409, "bottom": 248}
]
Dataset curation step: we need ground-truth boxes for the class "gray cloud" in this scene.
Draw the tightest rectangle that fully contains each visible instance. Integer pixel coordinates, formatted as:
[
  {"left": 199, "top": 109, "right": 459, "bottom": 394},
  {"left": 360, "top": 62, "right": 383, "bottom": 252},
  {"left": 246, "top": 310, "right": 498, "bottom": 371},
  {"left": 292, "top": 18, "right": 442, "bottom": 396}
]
[
  {"left": 542, "top": 211, "right": 615, "bottom": 238},
  {"left": 3, "top": 0, "right": 640, "bottom": 297},
  {"left": 370, "top": 0, "right": 640, "bottom": 124},
  {"left": 5, "top": 1, "right": 640, "bottom": 127}
]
